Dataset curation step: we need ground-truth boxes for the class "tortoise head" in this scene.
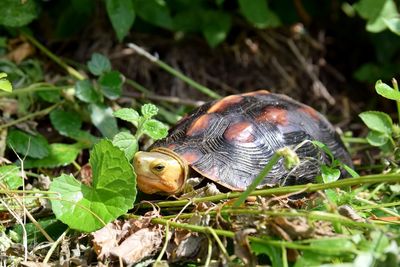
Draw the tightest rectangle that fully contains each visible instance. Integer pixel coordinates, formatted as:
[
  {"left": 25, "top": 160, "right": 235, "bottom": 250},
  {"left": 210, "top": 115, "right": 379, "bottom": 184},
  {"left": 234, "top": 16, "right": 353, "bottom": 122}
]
[{"left": 133, "top": 147, "right": 189, "bottom": 194}]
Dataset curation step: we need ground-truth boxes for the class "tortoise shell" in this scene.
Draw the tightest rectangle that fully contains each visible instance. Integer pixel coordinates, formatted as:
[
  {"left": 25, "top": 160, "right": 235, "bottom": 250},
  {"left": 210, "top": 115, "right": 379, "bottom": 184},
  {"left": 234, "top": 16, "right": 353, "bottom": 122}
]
[{"left": 151, "top": 90, "right": 352, "bottom": 190}]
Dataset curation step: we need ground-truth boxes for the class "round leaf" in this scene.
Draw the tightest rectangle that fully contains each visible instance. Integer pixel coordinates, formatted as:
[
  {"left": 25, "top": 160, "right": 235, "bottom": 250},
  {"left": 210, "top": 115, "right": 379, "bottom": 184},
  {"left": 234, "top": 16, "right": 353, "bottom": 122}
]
[
  {"left": 87, "top": 53, "right": 112, "bottom": 76},
  {"left": 202, "top": 10, "right": 231, "bottom": 47},
  {"left": 134, "top": 0, "right": 173, "bottom": 29},
  {"left": 50, "top": 109, "right": 82, "bottom": 137},
  {"left": 366, "top": 130, "right": 389, "bottom": 146},
  {"left": 7, "top": 130, "right": 50, "bottom": 159},
  {"left": 143, "top": 119, "right": 168, "bottom": 140},
  {"left": 50, "top": 140, "right": 136, "bottom": 232},
  {"left": 75, "top": 79, "right": 101, "bottom": 103},
  {"left": 0, "top": 0, "right": 39, "bottom": 27},
  {"left": 359, "top": 111, "right": 393, "bottom": 134},
  {"left": 141, "top": 104, "right": 158, "bottom": 119},
  {"left": 99, "top": 71, "right": 123, "bottom": 100},
  {"left": 238, "top": 0, "right": 280, "bottom": 29},
  {"left": 113, "top": 108, "right": 140, "bottom": 126},
  {"left": 112, "top": 132, "right": 138, "bottom": 160}
]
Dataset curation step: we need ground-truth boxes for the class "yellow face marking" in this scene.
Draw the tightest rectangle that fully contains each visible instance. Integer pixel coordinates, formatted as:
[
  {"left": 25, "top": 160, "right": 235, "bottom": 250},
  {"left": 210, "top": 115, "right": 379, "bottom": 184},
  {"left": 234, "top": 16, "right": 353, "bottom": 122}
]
[{"left": 133, "top": 150, "right": 188, "bottom": 194}]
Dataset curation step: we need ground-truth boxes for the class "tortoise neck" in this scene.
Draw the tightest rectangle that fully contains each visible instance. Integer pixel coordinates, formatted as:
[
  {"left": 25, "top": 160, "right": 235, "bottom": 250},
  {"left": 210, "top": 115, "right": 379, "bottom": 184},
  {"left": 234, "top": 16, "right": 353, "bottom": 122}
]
[{"left": 150, "top": 147, "right": 189, "bottom": 192}]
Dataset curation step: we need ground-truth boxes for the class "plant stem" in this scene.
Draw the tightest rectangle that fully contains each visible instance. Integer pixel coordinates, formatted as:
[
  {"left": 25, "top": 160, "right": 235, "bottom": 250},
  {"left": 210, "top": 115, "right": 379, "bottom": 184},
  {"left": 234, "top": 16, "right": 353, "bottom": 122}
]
[
  {"left": 341, "top": 137, "right": 369, "bottom": 144},
  {"left": 149, "top": 217, "right": 359, "bottom": 254},
  {"left": 43, "top": 228, "right": 69, "bottom": 263},
  {"left": 0, "top": 83, "right": 66, "bottom": 97},
  {"left": 125, "top": 79, "right": 151, "bottom": 94},
  {"left": 392, "top": 78, "right": 400, "bottom": 123},
  {"left": 233, "top": 153, "right": 281, "bottom": 207},
  {"left": 135, "top": 173, "right": 400, "bottom": 209},
  {"left": 127, "top": 43, "right": 220, "bottom": 99},
  {"left": 21, "top": 32, "right": 85, "bottom": 81},
  {"left": 0, "top": 102, "right": 61, "bottom": 131}
]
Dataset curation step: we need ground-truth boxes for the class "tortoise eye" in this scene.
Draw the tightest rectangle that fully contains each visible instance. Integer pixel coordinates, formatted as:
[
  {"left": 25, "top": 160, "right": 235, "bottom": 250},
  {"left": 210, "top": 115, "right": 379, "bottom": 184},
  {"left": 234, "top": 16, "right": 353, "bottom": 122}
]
[{"left": 152, "top": 164, "right": 165, "bottom": 173}]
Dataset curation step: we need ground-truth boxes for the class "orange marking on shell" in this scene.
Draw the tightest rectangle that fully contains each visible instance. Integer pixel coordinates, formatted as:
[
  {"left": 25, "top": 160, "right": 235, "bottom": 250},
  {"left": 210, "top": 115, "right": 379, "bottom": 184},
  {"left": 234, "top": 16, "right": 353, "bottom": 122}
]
[
  {"left": 181, "top": 150, "right": 201, "bottom": 164},
  {"left": 256, "top": 107, "right": 288, "bottom": 125},
  {"left": 241, "top": 90, "right": 270, "bottom": 97},
  {"left": 224, "top": 121, "right": 255, "bottom": 143},
  {"left": 207, "top": 95, "right": 243, "bottom": 113},
  {"left": 187, "top": 114, "right": 214, "bottom": 136},
  {"left": 299, "top": 106, "right": 319, "bottom": 120}
]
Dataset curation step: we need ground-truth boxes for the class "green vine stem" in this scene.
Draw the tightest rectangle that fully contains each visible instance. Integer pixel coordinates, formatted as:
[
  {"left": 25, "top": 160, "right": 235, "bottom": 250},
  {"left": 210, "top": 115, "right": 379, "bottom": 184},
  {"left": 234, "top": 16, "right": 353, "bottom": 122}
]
[
  {"left": 392, "top": 78, "right": 400, "bottom": 123},
  {"left": 148, "top": 216, "right": 360, "bottom": 254},
  {"left": 0, "top": 83, "right": 66, "bottom": 97},
  {"left": 127, "top": 43, "right": 221, "bottom": 99},
  {"left": 21, "top": 32, "right": 85, "bottom": 81},
  {"left": 135, "top": 173, "right": 400, "bottom": 209},
  {"left": 0, "top": 102, "right": 62, "bottom": 131},
  {"left": 233, "top": 153, "right": 281, "bottom": 207},
  {"left": 159, "top": 209, "right": 380, "bottom": 229}
]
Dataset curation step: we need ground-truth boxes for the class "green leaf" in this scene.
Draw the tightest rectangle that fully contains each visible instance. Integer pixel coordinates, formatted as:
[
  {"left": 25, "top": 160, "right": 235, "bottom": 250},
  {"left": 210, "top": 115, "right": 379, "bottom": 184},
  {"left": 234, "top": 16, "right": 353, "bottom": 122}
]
[
  {"left": 384, "top": 17, "right": 400, "bottom": 35},
  {"left": 105, "top": 0, "right": 135, "bottom": 42},
  {"left": 7, "top": 130, "right": 50, "bottom": 159},
  {"left": 366, "top": 130, "right": 389, "bottom": 146},
  {"left": 143, "top": 119, "right": 168, "bottom": 140},
  {"left": 89, "top": 104, "right": 119, "bottom": 138},
  {"left": 202, "top": 10, "right": 231, "bottom": 47},
  {"left": 112, "top": 132, "right": 138, "bottom": 160},
  {"left": 99, "top": 71, "right": 123, "bottom": 100},
  {"left": 0, "top": 165, "right": 22, "bottom": 189},
  {"left": 141, "top": 103, "right": 158, "bottom": 119},
  {"left": 359, "top": 111, "right": 393, "bottom": 134},
  {"left": 375, "top": 80, "right": 400, "bottom": 100},
  {"left": 250, "top": 240, "right": 283, "bottom": 267},
  {"left": 50, "top": 109, "right": 82, "bottom": 138},
  {"left": 238, "top": 0, "right": 281, "bottom": 29},
  {"left": 0, "top": 72, "right": 12, "bottom": 92},
  {"left": 23, "top": 143, "right": 82, "bottom": 169},
  {"left": 49, "top": 140, "right": 136, "bottom": 232},
  {"left": 13, "top": 218, "right": 67, "bottom": 244},
  {"left": 0, "top": 0, "right": 39, "bottom": 27},
  {"left": 134, "top": 0, "right": 173, "bottom": 29},
  {"left": 113, "top": 108, "right": 140, "bottom": 126},
  {"left": 321, "top": 165, "right": 341, "bottom": 183},
  {"left": 36, "top": 90, "right": 61, "bottom": 103},
  {"left": 75, "top": 79, "right": 101, "bottom": 103},
  {"left": 87, "top": 53, "right": 112, "bottom": 76}
]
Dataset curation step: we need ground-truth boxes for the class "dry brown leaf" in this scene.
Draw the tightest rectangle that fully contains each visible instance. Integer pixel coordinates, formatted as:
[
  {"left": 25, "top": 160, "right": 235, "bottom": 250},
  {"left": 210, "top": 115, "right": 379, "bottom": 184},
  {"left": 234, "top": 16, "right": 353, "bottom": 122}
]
[
  {"left": 7, "top": 41, "right": 35, "bottom": 63},
  {"left": 110, "top": 227, "right": 163, "bottom": 264},
  {"left": 92, "top": 221, "right": 125, "bottom": 259},
  {"left": 234, "top": 229, "right": 257, "bottom": 267}
]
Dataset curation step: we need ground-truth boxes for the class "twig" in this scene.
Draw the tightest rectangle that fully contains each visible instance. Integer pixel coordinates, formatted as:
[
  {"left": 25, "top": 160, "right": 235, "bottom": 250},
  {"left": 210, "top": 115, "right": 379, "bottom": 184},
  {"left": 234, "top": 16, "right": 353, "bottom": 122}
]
[
  {"left": 21, "top": 32, "right": 85, "bottom": 81},
  {"left": 0, "top": 83, "right": 66, "bottom": 98},
  {"left": 135, "top": 173, "right": 400, "bottom": 209},
  {"left": 127, "top": 43, "right": 221, "bottom": 99},
  {"left": 43, "top": 228, "right": 69, "bottom": 264},
  {"left": 154, "top": 221, "right": 170, "bottom": 264},
  {"left": 0, "top": 102, "right": 61, "bottom": 131}
]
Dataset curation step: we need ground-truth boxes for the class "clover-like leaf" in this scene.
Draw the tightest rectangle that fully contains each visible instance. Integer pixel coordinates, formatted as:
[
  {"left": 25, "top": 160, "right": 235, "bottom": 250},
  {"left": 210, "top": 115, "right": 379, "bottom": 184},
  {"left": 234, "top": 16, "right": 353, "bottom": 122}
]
[
  {"left": 113, "top": 108, "right": 140, "bottom": 126},
  {"left": 0, "top": 0, "right": 39, "bottom": 27},
  {"left": 359, "top": 111, "right": 393, "bottom": 134},
  {"left": 375, "top": 80, "right": 400, "bottom": 100},
  {"left": 141, "top": 103, "right": 158, "bottom": 119},
  {"left": 50, "top": 109, "right": 82, "bottom": 138},
  {"left": 7, "top": 130, "right": 50, "bottom": 159},
  {"left": 112, "top": 132, "right": 138, "bottom": 160},
  {"left": 99, "top": 71, "right": 123, "bottom": 100},
  {"left": 75, "top": 79, "right": 101, "bottom": 103},
  {"left": 143, "top": 119, "right": 168, "bottom": 140},
  {"left": 50, "top": 140, "right": 136, "bottom": 232},
  {"left": 320, "top": 165, "right": 341, "bottom": 183},
  {"left": 87, "top": 53, "right": 112, "bottom": 76}
]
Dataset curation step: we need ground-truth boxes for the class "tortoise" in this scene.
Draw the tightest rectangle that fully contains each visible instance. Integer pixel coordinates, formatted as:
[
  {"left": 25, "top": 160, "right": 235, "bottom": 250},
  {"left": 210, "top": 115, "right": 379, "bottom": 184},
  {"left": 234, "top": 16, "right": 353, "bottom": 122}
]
[{"left": 133, "top": 90, "right": 352, "bottom": 194}]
